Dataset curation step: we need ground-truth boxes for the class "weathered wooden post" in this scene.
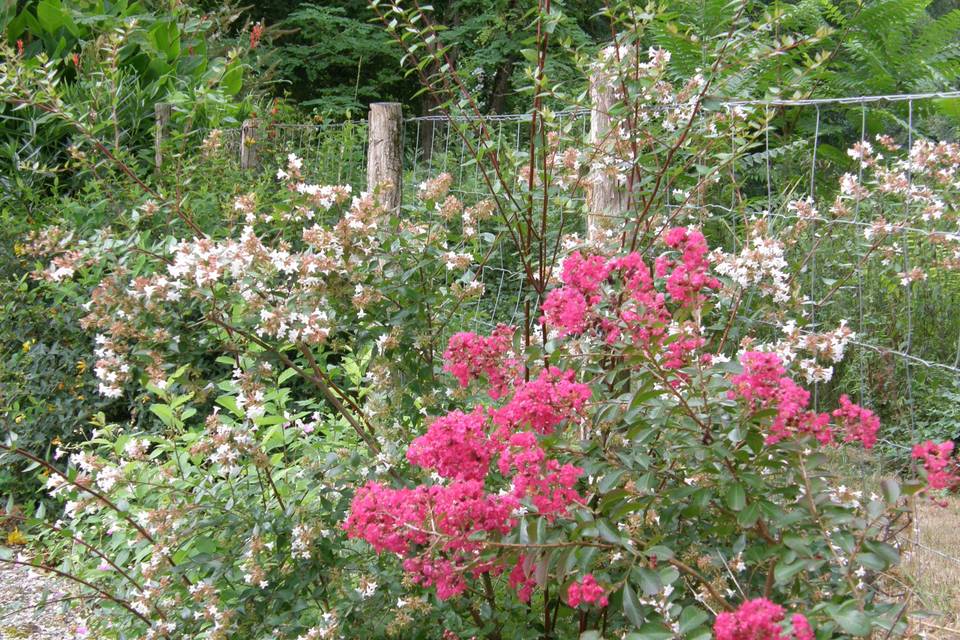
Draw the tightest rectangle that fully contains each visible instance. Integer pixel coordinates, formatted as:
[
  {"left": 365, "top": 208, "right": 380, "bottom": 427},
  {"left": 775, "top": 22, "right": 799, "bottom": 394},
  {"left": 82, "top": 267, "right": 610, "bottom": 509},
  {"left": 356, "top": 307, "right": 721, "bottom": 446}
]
[
  {"left": 240, "top": 118, "right": 259, "bottom": 171},
  {"left": 367, "top": 102, "right": 403, "bottom": 213},
  {"left": 154, "top": 102, "right": 171, "bottom": 172},
  {"left": 586, "top": 65, "right": 627, "bottom": 243}
]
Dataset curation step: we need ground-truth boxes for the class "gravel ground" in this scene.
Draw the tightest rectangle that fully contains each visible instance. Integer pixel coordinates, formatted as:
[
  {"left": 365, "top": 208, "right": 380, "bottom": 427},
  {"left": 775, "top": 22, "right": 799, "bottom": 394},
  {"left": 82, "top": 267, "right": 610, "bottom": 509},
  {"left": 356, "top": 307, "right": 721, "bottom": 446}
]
[{"left": 0, "top": 561, "right": 77, "bottom": 639}]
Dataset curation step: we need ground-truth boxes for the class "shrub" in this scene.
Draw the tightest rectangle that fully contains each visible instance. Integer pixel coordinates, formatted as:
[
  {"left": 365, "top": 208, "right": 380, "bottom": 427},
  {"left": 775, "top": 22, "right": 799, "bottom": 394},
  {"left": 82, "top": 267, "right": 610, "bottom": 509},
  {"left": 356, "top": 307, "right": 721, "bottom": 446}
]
[{"left": 4, "top": 3, "right": 960, "bottom": 638}]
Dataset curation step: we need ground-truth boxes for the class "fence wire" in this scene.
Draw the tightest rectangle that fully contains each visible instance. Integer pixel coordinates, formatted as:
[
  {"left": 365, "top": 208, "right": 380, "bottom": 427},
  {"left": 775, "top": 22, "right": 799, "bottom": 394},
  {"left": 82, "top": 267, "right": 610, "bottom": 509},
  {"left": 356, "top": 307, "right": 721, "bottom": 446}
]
[{"left": 189, "top": 90, "right": 960, "bottom": 596}]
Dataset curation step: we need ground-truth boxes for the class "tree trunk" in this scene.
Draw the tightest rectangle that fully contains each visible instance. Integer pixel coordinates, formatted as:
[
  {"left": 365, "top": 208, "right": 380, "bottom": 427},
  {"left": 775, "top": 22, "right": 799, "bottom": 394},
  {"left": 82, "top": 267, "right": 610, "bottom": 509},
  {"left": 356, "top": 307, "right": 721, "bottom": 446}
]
[{"left": 367, "top": 102, "right": 403, "bottom": 213}]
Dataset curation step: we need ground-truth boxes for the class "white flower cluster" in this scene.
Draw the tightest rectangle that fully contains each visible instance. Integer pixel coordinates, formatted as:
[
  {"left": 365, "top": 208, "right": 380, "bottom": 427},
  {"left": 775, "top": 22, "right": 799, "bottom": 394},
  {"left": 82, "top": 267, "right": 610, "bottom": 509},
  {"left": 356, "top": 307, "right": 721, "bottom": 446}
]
[
  {"left": 712, "top": 232, "right": 790, "bottom": 303},
  {"left": 93, "top": 334, "right": 130, "bottom": 398},
  {"left": 292, "top": 524, "right": 314, "bottom": 560},
  {"left": 771, "top": 319, "right": 855, "bottom": 383},
  {"left": 296, "top": 613, "right": 338, "bottom": 640}
]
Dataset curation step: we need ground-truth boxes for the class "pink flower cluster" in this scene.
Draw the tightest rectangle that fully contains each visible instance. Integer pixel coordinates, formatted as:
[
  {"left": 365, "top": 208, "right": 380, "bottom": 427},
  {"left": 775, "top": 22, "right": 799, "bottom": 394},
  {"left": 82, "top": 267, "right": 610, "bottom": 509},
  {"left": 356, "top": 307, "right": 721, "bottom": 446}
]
[
  {"left": 714, "top": 598, "right": 814, "bottom": 640},
  {"left": 443, "top": 325, "right": 519, "bottom": 399},
  {"left": 346, "top": 356, "right": 591, "bottom": 599},
  {"left": 407, "top": 408, "right": 493, "bottom": 482},
  {"left": 492, "top": 367, "right": 591, "bottom": 436},
  {"left": 912, "top": 441, "right": 960, "bottom": 491},
  {"left": 343, "top": 479, "right": 517, "bottom": 599},
  {"left": 540, "top": 229, "right": 717, "bottom": 374},
  {"left": 730, "top": 352, "right": 880, "bottom": 449},
  {"left": 508, "top": 556, "right": 537, "bottom": 603},
  {"left": 655, "top": 227, "right": 720, "bottom": 306},
  {"left": 832, "top": 394, "right": 880, "bottom": 450},
  {"left": 561, "top": 252, "right": 611, "bottom": 298},
  {"left": 541, "top": 286, "right": 591, "bottom": 337},
  {"left": 491, "top": 368, "right": 590, "bottom": 519},
  {"left": 541, "top": 251, "right": 611, "bottom": 337},
  {"left": 566, "top": 574, "right": 608, "bottom": 608},
  {"left": 498, "top": 431, "right": 584, "bottom": 519}
]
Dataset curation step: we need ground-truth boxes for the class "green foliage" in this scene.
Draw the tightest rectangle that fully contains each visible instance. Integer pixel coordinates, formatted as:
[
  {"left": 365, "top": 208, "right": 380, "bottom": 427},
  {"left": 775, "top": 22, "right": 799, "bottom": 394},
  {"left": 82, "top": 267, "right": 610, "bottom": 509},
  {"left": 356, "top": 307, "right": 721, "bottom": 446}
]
[
  {"left": 0, "top": 0, "right": 253, "bottom": 209},
  {"left": 0, "top": 0, "right": 257, "bottom": 499},
  {"left": 266, "top": 3, "right": 410, "bottom": 117},
  {"left": 2, "top": 1, "right": 960, "bottom": 638}
]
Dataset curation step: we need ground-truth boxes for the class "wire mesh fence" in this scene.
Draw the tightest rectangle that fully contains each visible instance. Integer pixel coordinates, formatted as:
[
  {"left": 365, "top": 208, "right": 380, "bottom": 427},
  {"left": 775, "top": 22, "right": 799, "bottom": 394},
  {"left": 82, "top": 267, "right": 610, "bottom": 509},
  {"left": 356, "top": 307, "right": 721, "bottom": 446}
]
[
  {"left": 197, "top": 120, "right": 369, "bottom": 192},
  {"left": 190, "top": 94, "right": 960, "bottom": 432},
  {"left": 174, "top": 90, "right": 960, "bottom": 600}
]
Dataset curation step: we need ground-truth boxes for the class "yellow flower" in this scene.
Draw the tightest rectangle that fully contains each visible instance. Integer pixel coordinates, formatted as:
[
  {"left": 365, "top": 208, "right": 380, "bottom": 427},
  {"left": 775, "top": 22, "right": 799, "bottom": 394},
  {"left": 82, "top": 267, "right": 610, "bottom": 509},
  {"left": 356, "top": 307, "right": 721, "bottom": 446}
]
[
  {"left": 76, "top": 360, "right": 87, "bottom": 373},
  {"left": 21, "top": 341, "right": 32, "bottom": 352},
  {"left": 14, "top": 415, "right": 24, "bottom": 424},
  {"left": 6, "top": 528, "right": 27, "bottom": 546}
]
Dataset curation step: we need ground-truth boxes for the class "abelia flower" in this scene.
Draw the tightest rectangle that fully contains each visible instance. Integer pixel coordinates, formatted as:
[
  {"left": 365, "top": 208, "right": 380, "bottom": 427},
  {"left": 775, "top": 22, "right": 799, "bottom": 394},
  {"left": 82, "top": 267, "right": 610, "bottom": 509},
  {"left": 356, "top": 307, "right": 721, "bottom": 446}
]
[
  {"left": 714, "top": 598, "right": 813, "bottom": 640},
  {"left": 443, "top": 325, "right": 519, "bottom": 399},
  {"left": 407, "top": 408, "right": 493, "bottom": 482},
  {"left": 566, "top": 574, "right": 608, "bottom": 608},
  {"left": 418, "top": 173, "right": 453, "bottom": 201},
  {"left": 832, "top": 395, "right": 880, "bottom": 449}
]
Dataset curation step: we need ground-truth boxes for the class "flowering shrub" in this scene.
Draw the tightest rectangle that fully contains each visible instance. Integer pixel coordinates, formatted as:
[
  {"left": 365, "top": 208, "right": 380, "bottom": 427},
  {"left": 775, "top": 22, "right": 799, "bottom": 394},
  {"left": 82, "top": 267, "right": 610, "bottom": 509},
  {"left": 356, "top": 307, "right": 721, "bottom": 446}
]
[
  {"left": 5, "top": 6, "right": 960, "bottom": 639},
  {"left": 334, "top": 225, "right": 952, "bottom": 638}
]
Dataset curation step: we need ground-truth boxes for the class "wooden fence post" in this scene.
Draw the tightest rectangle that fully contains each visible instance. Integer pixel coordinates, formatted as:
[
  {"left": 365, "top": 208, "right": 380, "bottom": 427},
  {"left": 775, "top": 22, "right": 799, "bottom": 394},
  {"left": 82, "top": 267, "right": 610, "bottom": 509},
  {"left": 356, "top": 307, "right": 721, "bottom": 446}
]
[
  {"left": 154, "top": 102, "right": 171, "bottom": 171},
  {"left": 367, "top": 102, "right": 403, "bottom": 213},
  {"left": 240, "top": 118, "right": 259, "bottom": 171},
  {"left": 586, "top": 67, "right": 626, "bottom": 243}
]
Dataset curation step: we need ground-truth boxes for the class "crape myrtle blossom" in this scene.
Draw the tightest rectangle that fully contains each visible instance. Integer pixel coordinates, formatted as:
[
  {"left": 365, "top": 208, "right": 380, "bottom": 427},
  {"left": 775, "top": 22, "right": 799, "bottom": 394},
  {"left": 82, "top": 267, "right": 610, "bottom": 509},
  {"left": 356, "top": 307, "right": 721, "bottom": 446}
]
[
  {"left": 912, "top": 440, "right": 960, "bottom": 493},
  {"left": 346, "top": 360, "right": 592, "bottom": 600},
  {"left": 714, "top": 598, "right": 814, "bottom": 640},
  {"left": 343, "top": 479, "right": 518, "bottom": 599},
  {"left": 442, "top": 324, "right": 520, "bottom": 399},
  {"left": 540, "top": 228, "right": 716, "bottom": 374},
  {"left": 566, "top": 574, "right": 608, "bottom": 608},
  {"left": 406, "top": 408, "right": 493, "bottom": 482},
  {"left": 729, "top": 351, "right": 880, "bottom": 449}
]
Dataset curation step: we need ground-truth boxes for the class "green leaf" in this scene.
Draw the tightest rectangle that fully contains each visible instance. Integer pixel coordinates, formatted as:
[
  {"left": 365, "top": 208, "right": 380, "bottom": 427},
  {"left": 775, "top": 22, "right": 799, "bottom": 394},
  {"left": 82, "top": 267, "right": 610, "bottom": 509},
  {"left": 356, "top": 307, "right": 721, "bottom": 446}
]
[
  {"left": 881, "top": 478, "right": 900, "bottom": 504},
  {"left": 829, "top": 600, "right": 871, "bottom": 636},
  {"left": 679, "top": 606, "right": 709, "bottom": 634},
  {"left": 863, "top": 540, "right": 900, "bottom": 568},
  {"left": 774, "top": 560, "right": 806, "bottom": 584},
  {"left": 724, "top": 483, "right": 746, "bottom": 511},
  {"left": 36, "top": 0, "right": 65, "bottom": 34},
  {"left": 646, "top": 545, "right": 674, "bottom": 561},
  {"left": 149, "top": 404, "right": 175, "bottom": 428},
  {"left": 221, "top": 63, "right": 243, "bottom": 96},
  {"left": 597, "top": 519, "right": 623, "bottom": 545},
  {"left": 635, "top": 567, "right": 662, "bottom": 595},
  {"left": 599, "top": 469, "right": 627, "bottom": 493},
  {"left": 623, "top": 581, "right": 644, "bottom": 628},
  {"left": 736, "top": 502, "right": 762, "bottom": 527},
  {"left": 192, "top": 536, "right": 217, "bottom": 555},
  {"left": 626, "top": 622, "right": 674, "bottom": 640}
]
